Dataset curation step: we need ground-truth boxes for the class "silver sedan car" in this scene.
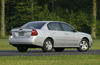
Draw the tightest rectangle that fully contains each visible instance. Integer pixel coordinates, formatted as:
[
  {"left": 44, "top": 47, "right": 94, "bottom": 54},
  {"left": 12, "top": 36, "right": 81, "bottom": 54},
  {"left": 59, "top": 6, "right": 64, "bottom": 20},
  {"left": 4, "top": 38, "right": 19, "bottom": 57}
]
[{"left": 9, "top": 21, "right": 92, "bottom": 52}]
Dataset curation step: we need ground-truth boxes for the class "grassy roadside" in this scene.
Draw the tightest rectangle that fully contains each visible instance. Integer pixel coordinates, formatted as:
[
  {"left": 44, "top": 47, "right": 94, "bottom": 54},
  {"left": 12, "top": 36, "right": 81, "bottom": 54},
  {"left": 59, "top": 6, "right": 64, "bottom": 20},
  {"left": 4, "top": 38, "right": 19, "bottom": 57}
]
[
  {"left": 0, "top": 39, "right": 16, "bottom": 50},
  {"left": 0, "top": 55, "right": 100, "bottom": 65},
  {"left": 0, "top": 39, "right": 100, "bottom": 50},
  {"left": 91, "top": 40, "right": 100, "bottom": 49}
]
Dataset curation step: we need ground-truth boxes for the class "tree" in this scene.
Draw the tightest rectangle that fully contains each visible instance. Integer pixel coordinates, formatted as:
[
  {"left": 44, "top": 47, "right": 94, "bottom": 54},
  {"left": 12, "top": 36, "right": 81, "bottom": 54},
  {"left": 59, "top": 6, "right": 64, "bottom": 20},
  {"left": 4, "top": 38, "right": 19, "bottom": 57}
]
[
  {"left": 3, "top": 0, "right": 100, "bottom": 38},
  {"left": 1, "top": 0, "right": 5, "bottom": 37},
  {"left": 91, "top": 0, "right": 97, "bottom": 39}
]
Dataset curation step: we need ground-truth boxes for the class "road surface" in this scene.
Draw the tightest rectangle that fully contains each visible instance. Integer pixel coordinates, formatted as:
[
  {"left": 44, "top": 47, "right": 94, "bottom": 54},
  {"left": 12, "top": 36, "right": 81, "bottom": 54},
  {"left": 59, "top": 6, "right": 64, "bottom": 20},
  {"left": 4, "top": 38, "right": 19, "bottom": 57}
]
[{"left": 0, "top": 50, "right": 100, "bottom": 56}]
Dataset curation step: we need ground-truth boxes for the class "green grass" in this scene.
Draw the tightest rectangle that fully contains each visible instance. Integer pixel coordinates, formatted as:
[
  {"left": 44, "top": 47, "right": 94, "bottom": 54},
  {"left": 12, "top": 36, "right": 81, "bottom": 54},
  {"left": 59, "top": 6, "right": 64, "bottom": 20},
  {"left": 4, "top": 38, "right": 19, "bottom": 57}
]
[
  {"left": 91, "top": 40, "right": 100, "bottom": 49},
  {"left": 0, "top": 39, "right": 16, "bottom": 50},
  {"left": 0, "top": 55, "right": 100, "bottom": 65},
  {"left": 0, "top": 39, "right": 100, "bottom": 50},
  {"left": 0, "top": 35, "right": 9, "bottom": 39}
]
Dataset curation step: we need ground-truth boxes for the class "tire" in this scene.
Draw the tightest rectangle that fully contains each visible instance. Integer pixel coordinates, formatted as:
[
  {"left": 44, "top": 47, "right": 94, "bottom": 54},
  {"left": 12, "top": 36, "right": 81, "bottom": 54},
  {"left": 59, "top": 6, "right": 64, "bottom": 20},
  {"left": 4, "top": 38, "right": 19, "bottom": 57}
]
[
  {"left": 77, "top": 39, "right": 89, "bottom": 52},
  {"left": 54, "top": 48, "right": 64, "bottom": 52},
  {"left": 42, "top": 39, "right": 53, "bottom": 52},
  {"left": 17, "top": 46, "right": 28, "bottom": 52}
]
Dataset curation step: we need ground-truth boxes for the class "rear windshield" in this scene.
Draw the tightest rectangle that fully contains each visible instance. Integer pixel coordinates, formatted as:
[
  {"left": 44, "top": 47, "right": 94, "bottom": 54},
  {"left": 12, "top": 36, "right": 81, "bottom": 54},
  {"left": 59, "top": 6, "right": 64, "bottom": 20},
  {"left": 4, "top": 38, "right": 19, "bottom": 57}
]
[{"left": 21, "top": 22, "right": 46, "bottom": 29}]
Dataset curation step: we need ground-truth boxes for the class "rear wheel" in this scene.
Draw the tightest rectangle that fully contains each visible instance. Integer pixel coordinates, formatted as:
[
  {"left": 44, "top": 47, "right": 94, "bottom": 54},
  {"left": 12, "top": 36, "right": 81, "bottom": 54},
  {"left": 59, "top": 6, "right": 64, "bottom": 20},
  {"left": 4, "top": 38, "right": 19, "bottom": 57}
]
[
  {"left": 77, "top": 39, "right": 89, "bottom": 52},
  {"left": 54, "top": 48, "right": 64, "bottom": 52},
  {"left": 17, "top": 46, "right": 28, "bottom": 52},
  {"left": 42, "top": 39, "right": 53, "bottom": 52}
]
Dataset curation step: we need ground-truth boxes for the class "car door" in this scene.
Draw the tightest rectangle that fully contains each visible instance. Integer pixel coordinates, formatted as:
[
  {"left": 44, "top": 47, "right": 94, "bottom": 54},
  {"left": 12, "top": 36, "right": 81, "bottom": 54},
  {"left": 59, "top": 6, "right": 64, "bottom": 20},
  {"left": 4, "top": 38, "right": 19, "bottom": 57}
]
[
  {"left": 60, "top": 22, "right": 79, "bottom": 47},
  {"left": 47, "top": 22, "right": 66, "bottom": 47}
]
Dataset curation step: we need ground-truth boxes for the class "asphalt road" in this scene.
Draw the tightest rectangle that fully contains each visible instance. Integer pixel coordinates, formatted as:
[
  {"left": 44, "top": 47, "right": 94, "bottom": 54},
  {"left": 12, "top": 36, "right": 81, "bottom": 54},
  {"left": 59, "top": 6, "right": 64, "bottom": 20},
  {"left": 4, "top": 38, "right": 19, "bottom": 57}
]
[{"left": 0, "top": 50, "right": 100, "bottom": 56}]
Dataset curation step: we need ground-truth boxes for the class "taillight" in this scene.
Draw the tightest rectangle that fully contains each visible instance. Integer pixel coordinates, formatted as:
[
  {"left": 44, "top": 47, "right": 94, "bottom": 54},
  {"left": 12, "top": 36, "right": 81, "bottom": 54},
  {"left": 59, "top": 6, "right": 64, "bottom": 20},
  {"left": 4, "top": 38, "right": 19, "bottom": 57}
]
[
  {"left": 31, "top": 29, "right": 38, "bottom": 36},
  {"left": 9, "top": 31, "right": 12, "bottom": 36}
]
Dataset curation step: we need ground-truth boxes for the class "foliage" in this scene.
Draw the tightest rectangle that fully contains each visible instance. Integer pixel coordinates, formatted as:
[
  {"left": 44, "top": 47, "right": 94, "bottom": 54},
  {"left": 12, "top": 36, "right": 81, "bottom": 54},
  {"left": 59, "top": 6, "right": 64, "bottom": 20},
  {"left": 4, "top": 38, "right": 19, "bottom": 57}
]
[
  {"left": 65, "top": 10, "right": 91, "bottom": 33},
  {"left": 37, "top": 4, "right": 64, "bottom": 21},
  {"left": 0, "top": 0, "right": 100, "bottom": 37}
]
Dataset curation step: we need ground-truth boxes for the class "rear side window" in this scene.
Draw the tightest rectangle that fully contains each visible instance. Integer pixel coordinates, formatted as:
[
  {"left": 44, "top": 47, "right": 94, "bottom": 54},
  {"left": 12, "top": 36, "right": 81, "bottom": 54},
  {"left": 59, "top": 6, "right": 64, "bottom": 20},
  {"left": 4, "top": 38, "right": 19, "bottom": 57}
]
[
  {"left": 47, "top": 22, "right": 62, "bottom": 31},
  {"left": 21, "top": 22, "right": 45, "bottom": 29}
]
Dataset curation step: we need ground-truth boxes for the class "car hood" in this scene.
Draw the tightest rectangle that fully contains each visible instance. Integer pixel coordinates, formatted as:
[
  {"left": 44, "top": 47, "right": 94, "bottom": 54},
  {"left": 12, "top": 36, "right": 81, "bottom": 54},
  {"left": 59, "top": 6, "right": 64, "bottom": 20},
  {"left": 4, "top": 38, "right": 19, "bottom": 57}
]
[{"left": 77, "top": 32, "right": 91, "bottom": 37}]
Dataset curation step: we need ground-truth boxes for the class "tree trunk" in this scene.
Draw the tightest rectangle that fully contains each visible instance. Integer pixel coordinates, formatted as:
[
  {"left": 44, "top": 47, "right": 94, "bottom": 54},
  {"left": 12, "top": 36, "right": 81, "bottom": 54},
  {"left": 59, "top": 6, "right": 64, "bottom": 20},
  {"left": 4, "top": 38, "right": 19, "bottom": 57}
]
[
  {"left": 27, "top": 0, "right": 34, "bottom": 21},
  {"left": 31, "top": 0, "right": 34, "bottom": 20},
  {"left": 1, "top": 0, "right": 5, "bottom": 37},
  {"left": 92, "top": 0, "right": 97, "bottom": 39}
]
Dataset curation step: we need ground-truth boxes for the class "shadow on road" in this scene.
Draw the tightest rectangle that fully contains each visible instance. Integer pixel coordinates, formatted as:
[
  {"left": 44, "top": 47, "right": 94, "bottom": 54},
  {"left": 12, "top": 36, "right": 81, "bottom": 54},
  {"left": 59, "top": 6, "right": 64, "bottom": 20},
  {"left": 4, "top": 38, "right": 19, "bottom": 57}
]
[{"left": 0, "top": 50, "right": 78, "bottom": 53}]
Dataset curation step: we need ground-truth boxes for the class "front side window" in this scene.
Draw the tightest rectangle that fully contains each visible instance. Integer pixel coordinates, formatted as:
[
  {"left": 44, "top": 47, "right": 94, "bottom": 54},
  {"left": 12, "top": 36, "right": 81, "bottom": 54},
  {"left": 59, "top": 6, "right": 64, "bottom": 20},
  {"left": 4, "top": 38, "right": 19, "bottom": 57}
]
[
  {"left": 60, "top": 23, "right": 74, "bottom": 31},
  {"left": 47, "top": 22, "right": 62, "bottom": 31}
]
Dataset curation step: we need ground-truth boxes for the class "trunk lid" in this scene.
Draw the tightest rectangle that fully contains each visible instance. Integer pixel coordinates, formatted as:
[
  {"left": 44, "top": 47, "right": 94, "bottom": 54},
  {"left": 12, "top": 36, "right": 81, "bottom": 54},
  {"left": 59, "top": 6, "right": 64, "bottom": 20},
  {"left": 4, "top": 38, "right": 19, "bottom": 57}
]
[{"left": 12, "top": 28, "right": 32, "bottom": 38}]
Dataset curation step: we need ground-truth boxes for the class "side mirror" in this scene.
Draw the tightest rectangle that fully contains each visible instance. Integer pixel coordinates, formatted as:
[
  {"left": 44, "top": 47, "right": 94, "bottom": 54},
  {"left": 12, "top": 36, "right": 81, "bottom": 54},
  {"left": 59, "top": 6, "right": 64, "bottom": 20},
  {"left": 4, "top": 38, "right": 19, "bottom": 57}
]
[{"left": 72, "top": 29, "right": 77, "bottom": 32}]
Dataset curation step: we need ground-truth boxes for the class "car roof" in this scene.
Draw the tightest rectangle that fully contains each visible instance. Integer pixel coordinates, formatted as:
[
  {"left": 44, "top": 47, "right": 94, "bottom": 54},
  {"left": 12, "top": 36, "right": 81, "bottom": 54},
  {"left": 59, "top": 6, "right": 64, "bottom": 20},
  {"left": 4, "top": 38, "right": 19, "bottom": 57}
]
[{"left": 30, "top": 21, "right": 64, "bottom": 23}]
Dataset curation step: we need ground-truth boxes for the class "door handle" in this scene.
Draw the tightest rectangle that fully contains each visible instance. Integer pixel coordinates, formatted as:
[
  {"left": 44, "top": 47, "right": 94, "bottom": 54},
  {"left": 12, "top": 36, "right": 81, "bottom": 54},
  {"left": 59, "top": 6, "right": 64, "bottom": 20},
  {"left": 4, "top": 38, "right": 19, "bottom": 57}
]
[{"left": 65, "top": 33, "right": 68, "bottom": 35}]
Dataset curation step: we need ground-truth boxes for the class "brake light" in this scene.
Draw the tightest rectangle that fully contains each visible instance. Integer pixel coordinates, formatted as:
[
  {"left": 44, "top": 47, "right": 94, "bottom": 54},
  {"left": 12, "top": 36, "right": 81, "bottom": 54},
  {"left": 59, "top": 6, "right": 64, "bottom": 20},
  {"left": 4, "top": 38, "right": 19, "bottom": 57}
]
[
  {"left": 31, "top": 29, "right": 38, "bottom": 36},
  {"left": 9, "top": 31, "right": 12, "bottom": 36}
]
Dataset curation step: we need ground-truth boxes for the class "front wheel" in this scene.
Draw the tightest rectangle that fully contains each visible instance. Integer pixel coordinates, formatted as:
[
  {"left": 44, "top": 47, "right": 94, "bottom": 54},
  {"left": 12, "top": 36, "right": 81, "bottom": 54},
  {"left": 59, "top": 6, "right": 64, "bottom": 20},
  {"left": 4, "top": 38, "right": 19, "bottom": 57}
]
[
  {"left": 17, "top": 46, "right": 28, "bottom": 52},
  {"left": 77, "top": 39, "right": 89, "bottom": 52},
  {"left": 42, "top": 39, "right": 53, "bottom": 52}
]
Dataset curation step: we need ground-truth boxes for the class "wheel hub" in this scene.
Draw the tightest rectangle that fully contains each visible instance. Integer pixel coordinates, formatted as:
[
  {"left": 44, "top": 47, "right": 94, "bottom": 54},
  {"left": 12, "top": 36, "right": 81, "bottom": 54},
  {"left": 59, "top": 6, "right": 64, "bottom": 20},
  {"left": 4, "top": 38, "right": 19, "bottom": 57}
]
[
  {"left": 80, "top": 40, "right": 88, "bottom": 50},
  {"left": 45, "top": 41, "right": 52, "bottom": 50}
]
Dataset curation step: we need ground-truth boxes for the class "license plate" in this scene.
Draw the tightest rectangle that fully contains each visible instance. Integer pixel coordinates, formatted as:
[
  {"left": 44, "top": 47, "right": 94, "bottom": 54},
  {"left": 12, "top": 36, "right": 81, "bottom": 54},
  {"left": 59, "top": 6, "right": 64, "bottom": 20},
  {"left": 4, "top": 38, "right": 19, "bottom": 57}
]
[{"left": 19, "top": 32, "right": 24, "bottom": 36}]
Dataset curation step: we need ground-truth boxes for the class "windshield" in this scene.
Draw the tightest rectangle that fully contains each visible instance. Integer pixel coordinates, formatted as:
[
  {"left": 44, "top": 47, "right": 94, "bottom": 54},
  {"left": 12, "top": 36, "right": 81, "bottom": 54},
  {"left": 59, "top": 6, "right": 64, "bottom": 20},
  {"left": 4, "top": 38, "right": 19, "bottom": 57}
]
[{"left": 21, "top": 22, "right": 46, "bottom": 29}]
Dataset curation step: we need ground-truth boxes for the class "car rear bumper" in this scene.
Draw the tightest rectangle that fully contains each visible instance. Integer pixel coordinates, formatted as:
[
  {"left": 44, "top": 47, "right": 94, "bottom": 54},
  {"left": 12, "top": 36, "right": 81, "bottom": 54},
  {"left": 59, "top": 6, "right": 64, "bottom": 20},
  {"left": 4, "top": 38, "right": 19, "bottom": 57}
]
[{"left": 9, "top": 36, "right": 42, "bottom": 47}]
